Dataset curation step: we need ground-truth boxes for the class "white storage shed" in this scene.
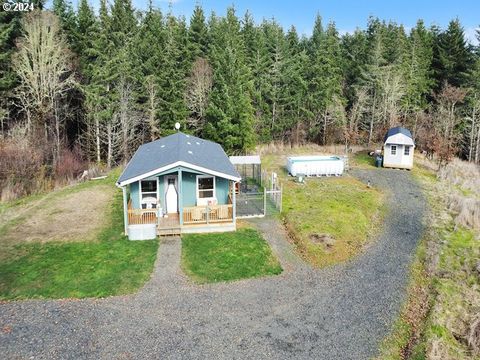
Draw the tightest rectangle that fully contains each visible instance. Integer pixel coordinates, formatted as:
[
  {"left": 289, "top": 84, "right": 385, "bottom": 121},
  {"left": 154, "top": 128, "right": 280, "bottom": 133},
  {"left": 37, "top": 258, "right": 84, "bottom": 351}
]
[{"left": 383, "top": 127, "right": 415, "bottom": 169}]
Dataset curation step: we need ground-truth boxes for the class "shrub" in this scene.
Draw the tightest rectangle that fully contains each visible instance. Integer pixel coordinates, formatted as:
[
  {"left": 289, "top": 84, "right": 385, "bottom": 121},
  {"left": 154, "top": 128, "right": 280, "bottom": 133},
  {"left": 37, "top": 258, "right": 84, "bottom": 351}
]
[
  {"left": 0, "top": 134, "right": 46, "bottom": 201},
  {"left": 54, "top": 145, "right": 87, "bottom": 183}
]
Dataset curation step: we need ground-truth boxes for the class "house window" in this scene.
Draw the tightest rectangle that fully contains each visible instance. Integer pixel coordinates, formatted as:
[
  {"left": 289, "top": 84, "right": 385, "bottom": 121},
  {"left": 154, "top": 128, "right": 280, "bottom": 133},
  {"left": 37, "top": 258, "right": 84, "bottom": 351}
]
[
  {"left": 140, "top": 180, "right": 157, "bottom": 209},
  {"left": 404, "top": 146, "right": 410, "bottom": 156},
  {"left": 391, "top": 145, "right": 397, "bottom": 155},
  {"left": 197, "top": 176, "right": 215, "bottom": 199}
]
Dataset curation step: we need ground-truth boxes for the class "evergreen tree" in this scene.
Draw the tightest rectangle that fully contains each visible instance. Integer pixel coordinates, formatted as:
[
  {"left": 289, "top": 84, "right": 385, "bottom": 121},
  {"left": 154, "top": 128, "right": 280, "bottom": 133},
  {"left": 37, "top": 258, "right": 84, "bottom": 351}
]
[
  {"left": 204, "top": 7, "right": 255, "bottom": 152},
  {"left": 310, "top": 13, "right": 324, "bottom": 53},
  {"left": 241, "top": 11, "right": 270, "bottom": 140},
  {"left": 155, "top": 14, "right": 188, "bottom": 134},
  {"left": 256, "top": 19, "right": 288, "bottom": 140},
  {"left": 308, "top": 21, "right": 345, "bottom": 144},
  {"left": 52, "top": 0, "right": 77, "bottom": 48},
  {"left": 341, "top": 29, "right": 369, "bottom": 104},
  {"left": 281, "top": 26, "right": 310, "bottom": 143},
  {"left": 135, "top": 4, "right": 164, "bottom": 139},
  {"left": 402, "top": 20, "right": 434, "bottom": 113},
  {"left": 76, "top": 0, "right": 98, "bottom": 79},
  {"left": 433, "top": 19, "right": 472, "bottom": 88},
  {"left": 188, "top": 5, "right": 208, "bottom": 59},
  {"left": 0, "top": 10, "right": 22, "bottom": 131}
]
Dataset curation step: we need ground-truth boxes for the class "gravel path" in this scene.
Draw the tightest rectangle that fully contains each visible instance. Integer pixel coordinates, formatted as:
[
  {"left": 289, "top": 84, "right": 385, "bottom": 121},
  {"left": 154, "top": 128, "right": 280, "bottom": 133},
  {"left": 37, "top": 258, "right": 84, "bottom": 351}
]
[{"left": 0, "top": 168, "right": 425, "bottom": 360}]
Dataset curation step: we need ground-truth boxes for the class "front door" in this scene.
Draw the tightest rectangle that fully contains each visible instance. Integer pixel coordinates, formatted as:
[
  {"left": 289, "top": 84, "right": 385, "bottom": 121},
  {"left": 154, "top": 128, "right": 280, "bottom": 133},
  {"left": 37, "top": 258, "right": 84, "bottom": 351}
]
[{"left": 164, "top": 175, "right": 178, "bottom": 213}]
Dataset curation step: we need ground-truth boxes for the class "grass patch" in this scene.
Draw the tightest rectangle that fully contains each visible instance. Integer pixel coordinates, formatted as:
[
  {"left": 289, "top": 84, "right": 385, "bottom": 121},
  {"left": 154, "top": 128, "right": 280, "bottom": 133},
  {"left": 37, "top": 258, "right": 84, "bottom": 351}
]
[
  {"left": 0, "top": 176, "right": 159, "bottom": 300},
  {"left": 424, "top": 226, "right": 480, "bottom": 359},
  {"left": 282, "top": 177, "right": 385, "bottom": 267},
  {"left": 262, "top": 152, "right": 385, "bottom": 268},
  {"left": 0, "top": 170, "right": 121, "bottom": 238},
  {"left": 181, "top": 228, "right": 282, "bottom": 283},
  {"left": 352, "top": 150, "right": 376, "bottom": 168}
]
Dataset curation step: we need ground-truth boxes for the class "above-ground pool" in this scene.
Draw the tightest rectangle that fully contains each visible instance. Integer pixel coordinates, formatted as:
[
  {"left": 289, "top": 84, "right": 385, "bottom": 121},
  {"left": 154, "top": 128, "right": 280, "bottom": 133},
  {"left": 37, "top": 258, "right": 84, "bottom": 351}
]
[{"left": 287, "top": 155, "right": 345, "bottom": 176}]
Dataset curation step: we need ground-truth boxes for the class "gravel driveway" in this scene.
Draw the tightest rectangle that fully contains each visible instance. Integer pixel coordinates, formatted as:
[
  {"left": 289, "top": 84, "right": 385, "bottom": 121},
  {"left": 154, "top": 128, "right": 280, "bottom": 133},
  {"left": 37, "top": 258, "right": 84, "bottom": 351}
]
[{"left": 0, "top": 168, "right": 425, "bottom": 360}]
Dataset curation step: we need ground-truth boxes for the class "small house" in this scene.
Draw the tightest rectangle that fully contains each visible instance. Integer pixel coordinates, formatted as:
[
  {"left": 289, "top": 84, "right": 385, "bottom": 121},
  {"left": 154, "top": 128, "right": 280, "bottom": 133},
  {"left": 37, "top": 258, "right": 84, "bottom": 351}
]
[
  {"left": 116, "top": 132, "right": 241, "bottom": 240},
  {"left": 383, "top": 127, "right": 415, "bottom": 169}
]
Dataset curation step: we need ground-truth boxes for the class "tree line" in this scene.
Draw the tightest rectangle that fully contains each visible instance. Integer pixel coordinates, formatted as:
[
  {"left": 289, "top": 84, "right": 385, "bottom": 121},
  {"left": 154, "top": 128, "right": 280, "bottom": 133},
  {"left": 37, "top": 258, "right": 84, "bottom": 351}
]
[{"left": 1, "top": 0, "right": 480, "bottom": 172}]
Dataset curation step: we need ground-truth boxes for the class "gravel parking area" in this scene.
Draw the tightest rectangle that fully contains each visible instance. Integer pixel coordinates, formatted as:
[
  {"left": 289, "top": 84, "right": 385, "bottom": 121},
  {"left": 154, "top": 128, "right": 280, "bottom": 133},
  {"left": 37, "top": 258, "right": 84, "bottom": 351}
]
[{"left": 0, "top": 168, "right": 425, "bottom": 360}]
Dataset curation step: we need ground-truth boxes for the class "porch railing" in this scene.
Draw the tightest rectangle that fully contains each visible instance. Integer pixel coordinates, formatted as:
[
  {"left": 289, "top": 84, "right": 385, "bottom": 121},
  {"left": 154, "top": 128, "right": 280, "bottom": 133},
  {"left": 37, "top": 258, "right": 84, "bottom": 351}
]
[
  {"left": 127, "top": 200, "right": 157, "bottom": 225},
  {"left": 183, "top": 204, "right": 233, "bottom": 225},
  {"left": 127, "top": 200, "right": 233, "bottom": 226}
]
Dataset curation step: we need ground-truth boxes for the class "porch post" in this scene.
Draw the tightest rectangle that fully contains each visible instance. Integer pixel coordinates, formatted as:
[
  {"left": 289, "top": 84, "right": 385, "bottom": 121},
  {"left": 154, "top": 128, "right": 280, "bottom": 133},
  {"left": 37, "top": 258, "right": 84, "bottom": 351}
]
[
  {"left": 178, "top": 169, "right": 183, "bottom": 226},
  {"left": 122, "top": 186, "right": 128, "bottom": 235},
  {"left": 232, "top": 181, "right": 236, "bottom": 223}
]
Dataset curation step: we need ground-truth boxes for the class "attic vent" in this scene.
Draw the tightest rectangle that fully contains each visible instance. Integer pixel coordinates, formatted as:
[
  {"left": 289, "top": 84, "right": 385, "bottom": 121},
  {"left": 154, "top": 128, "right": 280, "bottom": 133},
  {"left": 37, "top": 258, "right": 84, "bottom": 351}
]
[{"left": 188, "top": 150, "right": 193, "bottom": 154}]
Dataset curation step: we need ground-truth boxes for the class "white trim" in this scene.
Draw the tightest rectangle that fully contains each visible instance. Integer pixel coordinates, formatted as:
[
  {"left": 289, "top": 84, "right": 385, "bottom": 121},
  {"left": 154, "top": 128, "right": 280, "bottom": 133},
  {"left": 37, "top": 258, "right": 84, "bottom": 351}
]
[
  {"left": 196, "top": 175, "right": 216, "bottom": 204},
  {"left": 117, "top": 160, "right": 241, "bottom": 187},
  {"left": 391, "top": 145, "right": 397, "bottom": 155},
  {"left": 157, "top": 177, "right": 160, "bottom": 209}
]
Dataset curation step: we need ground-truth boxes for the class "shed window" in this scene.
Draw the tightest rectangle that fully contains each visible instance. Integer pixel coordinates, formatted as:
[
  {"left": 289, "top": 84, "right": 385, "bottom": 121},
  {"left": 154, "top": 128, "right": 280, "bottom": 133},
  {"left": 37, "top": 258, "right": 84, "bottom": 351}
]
[
  {"left": 404, "top": 146, "right": 410, "bottom": 155},
  {"left": 391, "top": 145, "right": 397, "bottom": 155},
  {"left": 197, "top": 176, "right": 215, "bottom": 199},
  {"left": 140, "top": 180, "right": 157, "bottom": 209}
]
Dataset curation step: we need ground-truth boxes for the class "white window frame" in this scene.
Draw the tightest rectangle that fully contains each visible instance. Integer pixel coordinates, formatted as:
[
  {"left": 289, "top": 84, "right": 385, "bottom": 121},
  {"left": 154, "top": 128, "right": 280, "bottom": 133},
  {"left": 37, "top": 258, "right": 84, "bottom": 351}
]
[
  {"left": 391, "top": 145, "right": 397, "bottom": 155},
  {"left": 140, "top": 178, "right": 158, "bottom": 208},
  {"left": 404, "top": 146, "right": 410, "bottom": 156},
  {"left": 196, "top": 175, "right": 216, "bottom": 202}
]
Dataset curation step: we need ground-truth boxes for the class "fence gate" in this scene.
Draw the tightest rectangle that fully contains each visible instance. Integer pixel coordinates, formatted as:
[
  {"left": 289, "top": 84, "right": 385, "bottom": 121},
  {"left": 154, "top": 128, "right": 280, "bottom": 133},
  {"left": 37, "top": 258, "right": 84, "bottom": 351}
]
[
  {"left": 236, "top": 192, "right": 265, "bottom": 218},
  {"left": 236, "top": 170, "right": 283, "bottom": 218}
]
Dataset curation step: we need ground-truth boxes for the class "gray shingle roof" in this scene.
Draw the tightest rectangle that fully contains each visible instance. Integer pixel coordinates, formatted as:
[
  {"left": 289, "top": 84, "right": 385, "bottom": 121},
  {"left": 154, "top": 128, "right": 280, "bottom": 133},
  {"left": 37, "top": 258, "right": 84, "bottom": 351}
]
[
  {"left": 384, "top": 126, "right": 413, "bottom": 142},
  {"left": 117, "top": 132, "right": 241, "bottom": 185}
]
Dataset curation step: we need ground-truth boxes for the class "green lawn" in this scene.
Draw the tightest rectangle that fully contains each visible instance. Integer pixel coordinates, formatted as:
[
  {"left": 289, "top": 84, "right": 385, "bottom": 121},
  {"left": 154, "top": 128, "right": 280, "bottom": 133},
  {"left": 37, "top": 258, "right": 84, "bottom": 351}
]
[
  {"left": 181, "top": 228, "right": 282, "bottom": 283},
  {"left": 283, "top": 176, "right": 385, "bottom": 267},
  {"left": 352, "top": 150, "right": 377, "bottom": 168},
  {"left": 0, "top": 176, "right": 159, "bottom": 300},
  {"left": 262, "top": 152, "right": 385, "bottom": 268}
]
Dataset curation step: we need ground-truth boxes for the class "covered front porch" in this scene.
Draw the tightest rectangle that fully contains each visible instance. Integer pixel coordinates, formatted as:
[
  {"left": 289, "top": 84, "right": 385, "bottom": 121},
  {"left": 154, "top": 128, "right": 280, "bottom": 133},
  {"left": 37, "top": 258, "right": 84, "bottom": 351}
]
[
  {"left": 127, "top": 202, "right": 235, "bottom": 233},
  {"left": 121, "top": 166, "right": 237, "bottom": 238}
]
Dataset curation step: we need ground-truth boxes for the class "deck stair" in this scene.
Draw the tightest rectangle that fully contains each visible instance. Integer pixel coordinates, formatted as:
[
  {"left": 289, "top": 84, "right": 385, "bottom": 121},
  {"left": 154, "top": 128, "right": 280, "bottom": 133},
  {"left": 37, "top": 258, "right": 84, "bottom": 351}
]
[{"left": 157, "top": 227, "right": 181, "bottom": 237}]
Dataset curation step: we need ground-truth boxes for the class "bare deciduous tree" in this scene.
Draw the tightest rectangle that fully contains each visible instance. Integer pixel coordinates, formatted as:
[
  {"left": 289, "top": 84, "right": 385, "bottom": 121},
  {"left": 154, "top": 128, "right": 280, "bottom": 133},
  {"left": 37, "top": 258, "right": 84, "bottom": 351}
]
[
  {"left": 185, "top": 57, "right": 213, "bottom": 131},
  {"left": 12, "top": 10, "right": 75, "bottom": 162},
  {"left": 99, "top": 77, "right": 142, "bottom": 168},
  {"left": 344, "top": 87, "right": 368, "bottom": 151},
  {"left": 378, "top": 66, "right": 405, "bottom": 128},
  {"left": 145, "top": 75, "right": 160, "bottom": 141},
  {"left": 466, "top": 93, "right": 480, "bottom": 164},
  {"left": 433, "top": 82, "right": 467, "bottom": 167}
]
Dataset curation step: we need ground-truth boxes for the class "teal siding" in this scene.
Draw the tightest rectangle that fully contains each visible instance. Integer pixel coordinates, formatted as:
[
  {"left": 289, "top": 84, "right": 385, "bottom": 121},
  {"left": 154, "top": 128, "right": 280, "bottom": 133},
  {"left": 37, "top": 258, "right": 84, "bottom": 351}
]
[
  {"left": 129, "top": 181, "right": 140, "bottom": 208},
  {"left": 158, "top": 175, "right": 164, "bottom": 211},
  {"left": 182, "top": 172, "right": 197, "bottom": 206},
  {"left": 127, "top": 167, "right": 231, "bottom": 209},
  {"left": 216, "top": 177, "right": 230, "bottom": 205}
]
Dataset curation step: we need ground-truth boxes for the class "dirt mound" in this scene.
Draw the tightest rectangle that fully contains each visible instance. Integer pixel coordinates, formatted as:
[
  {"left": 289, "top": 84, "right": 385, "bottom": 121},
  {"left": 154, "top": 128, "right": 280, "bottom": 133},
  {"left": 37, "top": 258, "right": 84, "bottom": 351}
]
[{"left": 309, "top": 233, "right": 336, "bottom": 248}]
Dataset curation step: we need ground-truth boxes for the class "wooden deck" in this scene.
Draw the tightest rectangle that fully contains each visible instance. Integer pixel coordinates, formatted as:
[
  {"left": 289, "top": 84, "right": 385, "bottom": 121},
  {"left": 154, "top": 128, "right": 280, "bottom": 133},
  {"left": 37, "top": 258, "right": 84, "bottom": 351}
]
[{"left": 127, "top": 201, "right": 234, "bottom": 236}]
